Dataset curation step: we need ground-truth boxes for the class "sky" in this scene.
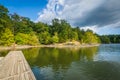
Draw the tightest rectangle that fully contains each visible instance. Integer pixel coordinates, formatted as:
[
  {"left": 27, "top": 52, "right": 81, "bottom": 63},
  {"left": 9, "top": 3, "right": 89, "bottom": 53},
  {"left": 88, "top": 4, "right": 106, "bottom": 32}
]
[{"left": 0, "top": 0, "right": 120, "bottom": 35}]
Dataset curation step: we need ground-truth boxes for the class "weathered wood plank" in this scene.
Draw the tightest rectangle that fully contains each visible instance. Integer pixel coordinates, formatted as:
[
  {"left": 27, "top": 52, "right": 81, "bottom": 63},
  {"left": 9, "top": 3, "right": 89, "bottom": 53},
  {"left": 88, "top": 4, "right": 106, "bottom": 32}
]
[{"left": 0, "top": 51, "right": 36, "bottom": 80}]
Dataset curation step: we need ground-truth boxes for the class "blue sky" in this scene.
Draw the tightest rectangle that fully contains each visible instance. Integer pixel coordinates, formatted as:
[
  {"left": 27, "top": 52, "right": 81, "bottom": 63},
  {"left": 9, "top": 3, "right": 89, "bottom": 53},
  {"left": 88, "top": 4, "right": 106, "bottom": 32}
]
[
  {"left": 0, "top": 0, "right": 47, "bottom": 20},
  {"left": 0, "top": 0, "right": 120, "bottom": 35}
]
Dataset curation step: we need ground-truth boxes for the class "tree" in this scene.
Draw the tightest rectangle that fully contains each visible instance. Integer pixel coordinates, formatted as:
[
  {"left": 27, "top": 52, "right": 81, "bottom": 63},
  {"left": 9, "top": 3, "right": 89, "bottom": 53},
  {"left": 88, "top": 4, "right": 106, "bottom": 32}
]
[
  {"left": 15, "top": 32, "right": 39, "bottom": 45},
  {"left": 27, "top": 32, "right": 39, "bottom": 45},
  {"left": 69, "top": 29, "right": 78, "bottom": 41},
  {"left": 59, "top": 30, "right": 69, "bottom": 42},
  {"left": 34, "top": 22, "right": 49, "bottom": 33},
  {"left": 82, "top": 30, "right": 100, "bottom": 44},
  {"left": 51, "top": 32, "right": 59, "bottom": 43},
  {"left": 50, "top": 18, "right": 61, "bottom": 35},
  {"left": 100, "top": 35, "right": 111, "bottom": 43},
  {"left": 74, "top": 27, "right": 84, "bottom": 40},
  {"left": 38, "top": 31, "right": 51, "bottom": 44},
  {"left": 0, "top": 28, "right": 14, "bottom": 46},
  {"left": 0, "top": 5, "right": 12, "bottom": 31},
  {"left": 10, "top": 13, "right": 33, "bottom": 34}
]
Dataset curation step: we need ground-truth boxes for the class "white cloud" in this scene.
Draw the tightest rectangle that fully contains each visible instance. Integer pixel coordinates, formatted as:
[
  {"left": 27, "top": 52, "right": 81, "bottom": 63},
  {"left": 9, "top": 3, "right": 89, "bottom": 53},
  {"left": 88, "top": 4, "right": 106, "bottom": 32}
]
[
  {"left": 75, "top": 19, "right": 120, "bottom": 35},
  {"left": 80, "top": 21, "right": 120, "bottom": 35},
  {"left": 36, "top": 0, "right": 104, "bottom": 25},
  {"left": 105, "top": 21, "right": 120, "bottom": 28},
  {"left": 97, "top": 21, "right": 120, "bottom": 35},
  {"left": 80, "top": 25, "right": 98, "bottom": 33},
  {"left": 36, "top": 0, "right": 120, "bottom": 35}
]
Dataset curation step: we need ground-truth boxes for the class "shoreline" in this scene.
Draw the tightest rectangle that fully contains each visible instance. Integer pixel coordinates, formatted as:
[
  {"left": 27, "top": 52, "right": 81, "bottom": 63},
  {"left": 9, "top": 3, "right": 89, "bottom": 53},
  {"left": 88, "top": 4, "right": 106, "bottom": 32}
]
[
  {"left": 0, "top": 44, "right": 100, "bottom": 51},
  {"left": 40, "top": 44, "right": 100, "bottom": 48},
  {"left": 0, "top": 45, "right": 39, "bottom": 51}
]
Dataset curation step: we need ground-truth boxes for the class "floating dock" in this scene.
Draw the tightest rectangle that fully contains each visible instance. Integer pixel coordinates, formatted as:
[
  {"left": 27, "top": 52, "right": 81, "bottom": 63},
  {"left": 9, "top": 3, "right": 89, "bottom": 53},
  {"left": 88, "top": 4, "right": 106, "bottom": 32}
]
[{"left": 0, "top": 51, "right": 36, "bottom": 80}]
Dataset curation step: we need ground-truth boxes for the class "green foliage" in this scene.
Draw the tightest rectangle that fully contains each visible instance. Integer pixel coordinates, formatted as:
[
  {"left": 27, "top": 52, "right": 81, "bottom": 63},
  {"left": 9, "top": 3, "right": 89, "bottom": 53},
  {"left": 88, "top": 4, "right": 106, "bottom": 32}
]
[
  {"left": 11, "top": 13, "right": 33, "bottom": 34},
  {"left": 15, "top": 33, "right": 27, "bottom": 45},
  {"left": 1, "top": 5, "right": 120, "bottom": 46},
  {"left": 28, "top": 32, "right": 40, "bottom": 45},
  {"left": 74, "top": 27, "right": 84, "bottom": 40},
  {"left": 99, "top": 35, "right": 120, "bottom": 43},
  {"left": 38, "top": 31, "right": 51, "bottom": 44},
  {"left": 82, "top": 30, "right": 100, "bottom": 44},
  {"left": 50, "top": 19, "right": 61, "bottom": 35},
  {"left": 69, "top": 30, "right": 78, "bottom": 41},
  {"left": 0, "top": 28, "right": 14, "bottom": 46},
  {"left": 33, "top": 22, "right": 49, "bottom": 33},
  {"left": 0, "top": 5, "right": 12, "bottom": 31},
  {"left": 51, "top": 33, "right": 59, "bottom": 44},
  {"left": 59, "top": 30, "right": 69, "bottom": 42},
  {"left": 15, "top": 33, "right": 39, "bottom": 45}
]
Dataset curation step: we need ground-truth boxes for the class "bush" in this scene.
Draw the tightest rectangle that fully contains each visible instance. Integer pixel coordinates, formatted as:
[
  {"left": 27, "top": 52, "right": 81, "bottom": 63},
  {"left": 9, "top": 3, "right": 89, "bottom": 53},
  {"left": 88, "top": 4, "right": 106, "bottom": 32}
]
[
  {"left": 15, "top": 32, "right": 39, "bottom": 45},
  {"left": 38, "top": 32, "right": 51, "bottom": 44},
  {"left": 0, "top": 28, "right": 14, "bottom": 46}
]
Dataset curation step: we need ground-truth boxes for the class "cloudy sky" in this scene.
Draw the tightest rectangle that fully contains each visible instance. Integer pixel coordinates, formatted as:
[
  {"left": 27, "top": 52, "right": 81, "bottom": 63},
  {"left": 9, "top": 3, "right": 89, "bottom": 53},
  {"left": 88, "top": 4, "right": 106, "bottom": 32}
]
[{"left": 0, "top": 0, "right": 120, "bottom": 35}]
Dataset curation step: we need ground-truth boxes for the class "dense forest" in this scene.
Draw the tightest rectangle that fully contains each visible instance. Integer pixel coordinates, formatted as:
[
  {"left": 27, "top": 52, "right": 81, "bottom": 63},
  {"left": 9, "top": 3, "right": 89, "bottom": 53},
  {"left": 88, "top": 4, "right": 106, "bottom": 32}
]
[
  {"left": 99, "top": 35, "right": 120, "bottom": 44},
  {"left": 0, "top": 5, "right": 120, "bottom": 46}
]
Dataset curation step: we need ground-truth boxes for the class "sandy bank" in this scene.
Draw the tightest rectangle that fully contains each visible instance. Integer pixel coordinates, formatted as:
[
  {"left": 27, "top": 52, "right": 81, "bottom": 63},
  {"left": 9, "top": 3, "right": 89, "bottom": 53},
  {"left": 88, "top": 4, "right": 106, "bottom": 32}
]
[
  {"left": 41, "top": 44, "right": 100, "bottom": 48},
  {"left": 0, "top": 45, "right": 39, "bottom": 51},
  {"left": 0, "top": 44, "right": 100, "bottom": 51}
]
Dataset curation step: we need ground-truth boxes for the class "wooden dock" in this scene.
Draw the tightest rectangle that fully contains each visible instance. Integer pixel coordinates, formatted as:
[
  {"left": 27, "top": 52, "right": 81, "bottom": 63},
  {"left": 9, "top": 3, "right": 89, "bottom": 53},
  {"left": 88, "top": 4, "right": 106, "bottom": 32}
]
[{"left": 0, "top": 51, "right": 36, "bottom": 80}]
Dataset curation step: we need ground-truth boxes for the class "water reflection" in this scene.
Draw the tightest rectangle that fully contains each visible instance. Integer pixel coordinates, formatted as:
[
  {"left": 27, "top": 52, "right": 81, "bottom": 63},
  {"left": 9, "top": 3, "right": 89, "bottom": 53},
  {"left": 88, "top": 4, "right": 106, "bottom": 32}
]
[
  {"left": 22, "top": 47, "right": 98, "bottom": 80},
  {"left": 0, "top": 50, "right": 9, "bottom": 57},
  {"left": 1, "top": 45, "right": 120, "bottom": 80},
  {"left": 94, "top": 44, "right": 120, "bottom": 62},
  {"left": 64, "top": 61, "right": 120, "bottom": 80},
  {"left": 23, "top": 47, "right": 98, "bottom": 67}
]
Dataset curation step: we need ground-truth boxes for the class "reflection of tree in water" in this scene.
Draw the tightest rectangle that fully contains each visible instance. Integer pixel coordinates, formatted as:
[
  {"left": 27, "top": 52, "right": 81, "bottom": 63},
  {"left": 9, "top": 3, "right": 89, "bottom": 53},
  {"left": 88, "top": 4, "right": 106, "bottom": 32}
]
[
  {"left": 22, "top": 48, "right": 40, "bottom": 66},
  {"left": 0, "top": 50, "right": 9, "bottom": 57},
  {"left": 22, "top": 47, "right": 99, "bottom": 80},
  {"left": 23, "top": 47, "right": 98, "bottom": 69},
  {"left": 80, "top": 47, "right": 98, "bottom": 61}
]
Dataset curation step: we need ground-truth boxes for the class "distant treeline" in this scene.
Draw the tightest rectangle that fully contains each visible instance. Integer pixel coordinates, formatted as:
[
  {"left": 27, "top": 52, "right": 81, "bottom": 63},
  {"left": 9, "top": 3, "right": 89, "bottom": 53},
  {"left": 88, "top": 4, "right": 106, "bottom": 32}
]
[
  {"left": 0, "top": 5, "right": 119, "bottom": 46},
  {"left": 99, "top": 35, "right": 120, "bottom": 44}
]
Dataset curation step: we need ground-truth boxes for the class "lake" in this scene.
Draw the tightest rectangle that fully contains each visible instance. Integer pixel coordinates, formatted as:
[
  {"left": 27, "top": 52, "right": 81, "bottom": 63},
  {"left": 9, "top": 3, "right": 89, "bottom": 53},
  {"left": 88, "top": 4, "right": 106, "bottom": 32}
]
[{"left": 0, "top": 44, "right": 120, "bottom": 80}]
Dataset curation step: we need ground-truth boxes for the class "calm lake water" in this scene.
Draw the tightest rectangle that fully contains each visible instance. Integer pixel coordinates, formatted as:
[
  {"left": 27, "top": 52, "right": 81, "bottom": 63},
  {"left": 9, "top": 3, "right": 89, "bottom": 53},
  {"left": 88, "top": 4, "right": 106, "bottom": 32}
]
[{"left": 0, "top": 44, "right": 120, "bottom": 80}]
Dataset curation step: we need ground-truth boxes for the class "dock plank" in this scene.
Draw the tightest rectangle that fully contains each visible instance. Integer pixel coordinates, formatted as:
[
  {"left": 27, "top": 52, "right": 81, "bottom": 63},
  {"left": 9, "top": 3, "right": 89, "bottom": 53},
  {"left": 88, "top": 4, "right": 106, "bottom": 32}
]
[{"left": 0, "top": 51, "right": 36, "bottom": 80}]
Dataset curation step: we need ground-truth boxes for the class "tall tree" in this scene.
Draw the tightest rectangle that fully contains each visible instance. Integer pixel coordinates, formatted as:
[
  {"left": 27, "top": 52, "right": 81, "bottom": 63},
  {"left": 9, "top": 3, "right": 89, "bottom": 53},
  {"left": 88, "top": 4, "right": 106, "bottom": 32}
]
[
  {"left": 0, "top": 28, "right": 14, "bottom": 46},
  {"left": 0, "top": 5, "right": 12, "bottom": 31},
  {"left": 10, "top": 13, "right": 33, "bottom": 34}
]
